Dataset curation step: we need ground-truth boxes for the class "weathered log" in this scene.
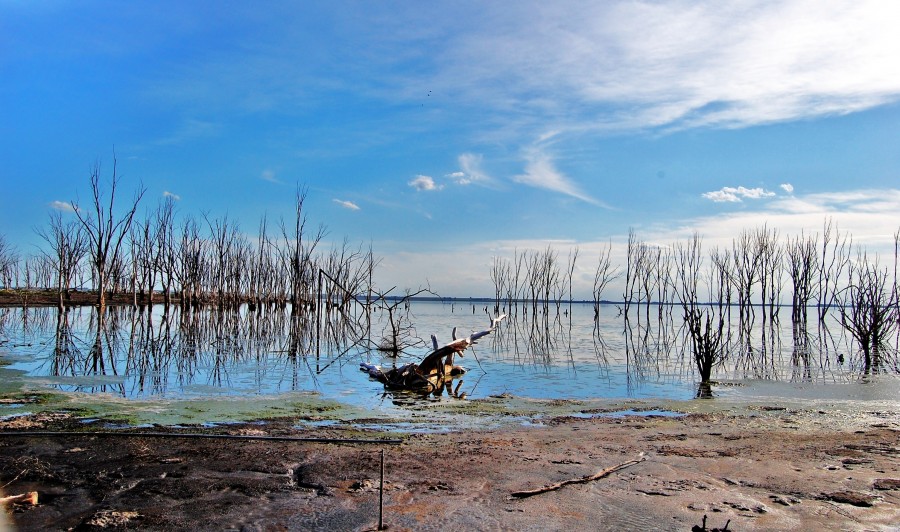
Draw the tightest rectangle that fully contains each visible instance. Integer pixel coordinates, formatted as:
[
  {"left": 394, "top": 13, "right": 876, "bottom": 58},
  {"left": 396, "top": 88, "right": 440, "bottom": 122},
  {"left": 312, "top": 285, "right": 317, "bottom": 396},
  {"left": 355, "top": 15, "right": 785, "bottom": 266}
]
[
  {"left": 361, "top": 314, "right": 506, "bottom": 393},
  {"left": 510, "top": 454, "right": 645, "bottom": 498}
]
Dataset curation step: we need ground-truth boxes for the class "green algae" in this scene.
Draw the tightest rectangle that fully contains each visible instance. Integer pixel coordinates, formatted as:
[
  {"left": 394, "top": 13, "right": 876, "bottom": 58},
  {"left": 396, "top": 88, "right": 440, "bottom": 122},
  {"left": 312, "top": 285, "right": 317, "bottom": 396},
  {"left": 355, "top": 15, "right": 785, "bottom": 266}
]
[{"left": 2, "top": 360, "right": 898, "bottom": 432}]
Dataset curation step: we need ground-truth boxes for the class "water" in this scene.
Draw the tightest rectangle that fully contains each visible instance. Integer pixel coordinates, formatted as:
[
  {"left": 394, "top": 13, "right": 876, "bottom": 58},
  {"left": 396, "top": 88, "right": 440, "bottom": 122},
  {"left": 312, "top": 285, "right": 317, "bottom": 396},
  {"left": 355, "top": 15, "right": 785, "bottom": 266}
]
[{"left": 0, "top": 301, "right": 896, "bottom": 411}]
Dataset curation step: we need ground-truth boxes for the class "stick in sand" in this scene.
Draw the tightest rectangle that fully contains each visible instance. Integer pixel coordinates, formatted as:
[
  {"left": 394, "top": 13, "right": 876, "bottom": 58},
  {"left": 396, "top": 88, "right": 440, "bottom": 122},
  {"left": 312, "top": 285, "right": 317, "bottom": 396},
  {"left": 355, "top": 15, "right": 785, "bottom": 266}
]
[
  {"left": 0, "top": 492, "right": 39, "bottom": 506},
  {"left": 511, "top": 454, "right": 645, "bottom": 499}
]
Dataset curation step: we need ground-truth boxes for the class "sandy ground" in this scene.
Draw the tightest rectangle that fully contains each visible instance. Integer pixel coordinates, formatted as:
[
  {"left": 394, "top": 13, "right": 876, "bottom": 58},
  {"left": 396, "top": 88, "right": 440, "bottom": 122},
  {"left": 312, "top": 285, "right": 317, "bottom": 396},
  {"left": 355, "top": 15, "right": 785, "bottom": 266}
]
[{"left": 0, "top": 408, "right": 898, "bottom": 531}]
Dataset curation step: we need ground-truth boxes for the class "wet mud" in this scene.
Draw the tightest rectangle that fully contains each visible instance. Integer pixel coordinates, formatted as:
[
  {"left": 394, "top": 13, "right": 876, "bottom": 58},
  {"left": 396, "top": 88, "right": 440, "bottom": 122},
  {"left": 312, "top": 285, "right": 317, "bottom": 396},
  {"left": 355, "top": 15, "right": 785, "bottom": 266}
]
[{"left": 1, "top": 408, "right": 898, "bottom": 531}]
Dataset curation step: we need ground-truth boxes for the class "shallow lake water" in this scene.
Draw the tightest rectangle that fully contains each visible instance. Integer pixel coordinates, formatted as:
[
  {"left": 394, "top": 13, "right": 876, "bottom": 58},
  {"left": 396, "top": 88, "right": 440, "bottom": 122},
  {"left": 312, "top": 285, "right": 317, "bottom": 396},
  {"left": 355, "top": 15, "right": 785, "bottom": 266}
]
[{"left": 0, "top": 301, "right": 897, "bottom": 416}]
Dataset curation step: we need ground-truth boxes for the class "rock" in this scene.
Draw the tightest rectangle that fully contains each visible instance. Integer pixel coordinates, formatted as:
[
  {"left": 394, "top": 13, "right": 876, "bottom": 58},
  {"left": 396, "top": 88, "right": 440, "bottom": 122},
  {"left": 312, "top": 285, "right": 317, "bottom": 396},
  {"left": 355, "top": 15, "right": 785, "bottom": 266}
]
[
  {"left": 873, "top": 478, "right": 900, "bottom": 491},
  {"left": 822, "top": 491, "right": 877, "bottom": 507},
  {"left": 83, "top": 510, "right": 141, "bottom": 528}
]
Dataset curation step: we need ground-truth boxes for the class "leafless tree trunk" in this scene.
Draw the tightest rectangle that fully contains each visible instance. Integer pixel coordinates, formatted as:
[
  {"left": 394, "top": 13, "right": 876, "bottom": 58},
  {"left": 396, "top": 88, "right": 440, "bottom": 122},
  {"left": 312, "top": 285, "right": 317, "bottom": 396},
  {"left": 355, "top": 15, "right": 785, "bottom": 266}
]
[{"left": 72, "top": 155, "right": 146, "bottom": 310}]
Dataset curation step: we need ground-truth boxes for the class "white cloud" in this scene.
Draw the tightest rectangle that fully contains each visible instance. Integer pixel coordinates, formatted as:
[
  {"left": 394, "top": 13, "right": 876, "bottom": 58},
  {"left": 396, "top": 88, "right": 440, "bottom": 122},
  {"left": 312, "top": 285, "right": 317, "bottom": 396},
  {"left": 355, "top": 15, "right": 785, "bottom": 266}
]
[
  {"left": 333, "top": 199, "right": 360, "bottom": 211},
  {"left": 163, "top": 191, "right": 181, "bottom": 201},
  {"left": 454, "top": 153, "right": 494, "bottom": 186},
  {"left": 650, "top": 188, "right": 900, "bottom": 254},
  {"left": 780, "top": 183, "right": 794, "bottom": 194},
  {"left": 702, "top": 186, "right": 776, "bottom": 202},
  {"left": 408, "top": 175, "right": 442, "bottom": 191},
  {"left": 513, "top": 149, "right": 602, "bottom": 205},
  {"left": 49, "top": 200, "right": 76, "bottom": 212},
  {"left": 260, "top": 169, "right": 281, "bottom": 183}
]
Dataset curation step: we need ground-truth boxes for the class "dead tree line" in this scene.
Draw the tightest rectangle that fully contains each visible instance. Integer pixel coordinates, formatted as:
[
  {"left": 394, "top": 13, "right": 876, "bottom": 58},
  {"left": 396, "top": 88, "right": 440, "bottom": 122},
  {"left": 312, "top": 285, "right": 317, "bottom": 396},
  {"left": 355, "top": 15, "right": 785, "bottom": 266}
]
[
  {"left": 487, "top": 219, "right": 898, "bottom": 378},
  {"left": 12, "top": 161, "right": 377, "bottom": 314},
  {"left": 489, "top": 246, "right": 580, "bottom": 316},
  {"left": 615, "top": 220, "right": 864, "bottom": 321}
]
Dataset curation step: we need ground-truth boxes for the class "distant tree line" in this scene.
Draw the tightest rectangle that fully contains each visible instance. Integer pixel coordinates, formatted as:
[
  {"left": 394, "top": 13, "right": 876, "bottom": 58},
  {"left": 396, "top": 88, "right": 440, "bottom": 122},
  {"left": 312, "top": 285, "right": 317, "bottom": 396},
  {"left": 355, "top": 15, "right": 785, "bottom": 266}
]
[
  {"left": 0, "top": 156, "right": 377, "bottom": 316},
  {"left": 488, "top": 220, "right": 899, "bottom": 376}
]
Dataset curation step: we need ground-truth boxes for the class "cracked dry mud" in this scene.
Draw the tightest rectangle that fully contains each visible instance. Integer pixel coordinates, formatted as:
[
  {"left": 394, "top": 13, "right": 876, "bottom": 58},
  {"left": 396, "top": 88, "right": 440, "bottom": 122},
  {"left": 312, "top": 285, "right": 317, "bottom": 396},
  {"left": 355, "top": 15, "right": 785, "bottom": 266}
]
[{"left": 1, "top": 411, "right": 898, "bottom": 531}]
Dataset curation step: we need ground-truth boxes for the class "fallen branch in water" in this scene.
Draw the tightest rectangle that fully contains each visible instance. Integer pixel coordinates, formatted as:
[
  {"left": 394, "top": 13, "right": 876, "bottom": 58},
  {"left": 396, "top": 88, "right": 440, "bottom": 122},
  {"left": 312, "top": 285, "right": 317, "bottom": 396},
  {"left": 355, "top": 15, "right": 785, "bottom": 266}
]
[{"left": 510, "top": 453, "right": 645, "bottom": 499}]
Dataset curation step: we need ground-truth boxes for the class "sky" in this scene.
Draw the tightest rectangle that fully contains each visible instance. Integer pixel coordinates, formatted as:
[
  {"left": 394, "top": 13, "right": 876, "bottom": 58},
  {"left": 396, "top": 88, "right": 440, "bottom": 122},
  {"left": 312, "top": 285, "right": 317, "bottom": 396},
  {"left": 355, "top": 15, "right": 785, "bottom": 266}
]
[{"left": 2, "top": 0, "right": 900, "bottom": 298}]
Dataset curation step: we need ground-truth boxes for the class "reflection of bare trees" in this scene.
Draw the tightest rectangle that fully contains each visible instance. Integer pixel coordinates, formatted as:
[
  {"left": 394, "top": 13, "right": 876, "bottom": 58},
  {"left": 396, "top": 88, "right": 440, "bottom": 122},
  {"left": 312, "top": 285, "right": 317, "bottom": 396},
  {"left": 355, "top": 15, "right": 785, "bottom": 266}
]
[{"left": 5, "top": 300, "right": 369, "bottom": 398}]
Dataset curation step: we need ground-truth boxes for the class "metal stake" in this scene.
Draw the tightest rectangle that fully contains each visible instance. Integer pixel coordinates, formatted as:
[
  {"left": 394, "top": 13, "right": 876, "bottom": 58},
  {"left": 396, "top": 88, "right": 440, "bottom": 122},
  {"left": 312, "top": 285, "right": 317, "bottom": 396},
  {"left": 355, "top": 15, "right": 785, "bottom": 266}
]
[{"left": 379, "top": 449, "right": 385, "bottom": 530}]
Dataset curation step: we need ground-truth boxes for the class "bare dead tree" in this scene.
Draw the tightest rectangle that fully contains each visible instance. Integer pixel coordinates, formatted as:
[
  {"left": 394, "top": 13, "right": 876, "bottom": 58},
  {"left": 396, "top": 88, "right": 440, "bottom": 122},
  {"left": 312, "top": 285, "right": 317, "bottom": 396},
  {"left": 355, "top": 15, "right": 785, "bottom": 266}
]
[
  {"left": 130, "top": 208, "right": 161, "bottom": 306},
  {"left": 154, "top": 197, "right": 177, "bottom": 307},
  {"left": 817, "top": 218, "right": 852, "bottom": 321},
  {"left": 72, "top": 155, "right": 146, "bottom": 310},
  {"left": 732, "top": 228, "right": 762, "bottom": 322},
  {"left": 755, "top": 225, "right": 782, "bottom": 322},
  {"left": 0, "top": 235, "right": 18, "bottom": 289},
  {"left": 592, "top": 240, "right": 620, "bottom": 318},
  {"left": 708, "top": 246, "right": 732, "bottom": 320},
  {"left": 674, "top": 233, "right": 727, "bottom": 393},
  {"left": 565, "top": 247, "right": 579, "bottom": 306},
  {"left": 623, "top": 229, "right": 639, "bottom": 312},
  {"left": 490, "top": 256, "right": 508, "bottom": 313},
  {"left": 174, "top": 215, "right": 204, "bottom": 307},
  {"left": 36, "top": 212, "right": 89, "bottom": 308},
  {"left": 838, "top": 252, "right": 899, "bottom": 374},
  {"left": 247, "top": 215, "right": 272, "bottom": 311},
  {"left": 786, "top": 231, "right": 818, "bottom": 325},
  {"left": 23, "top": 255, "right": 55, "bottom": 290},
  {"left": 279, "top": 187, "right": 326, "bottom": 314}
]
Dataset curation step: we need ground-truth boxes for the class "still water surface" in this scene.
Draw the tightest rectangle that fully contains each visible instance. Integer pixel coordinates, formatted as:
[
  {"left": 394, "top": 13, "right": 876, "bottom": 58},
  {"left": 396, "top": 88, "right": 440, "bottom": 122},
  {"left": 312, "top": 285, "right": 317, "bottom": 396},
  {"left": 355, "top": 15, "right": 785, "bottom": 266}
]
[{"left": 0, "top": 301, "right": 896, "bottom": 410}]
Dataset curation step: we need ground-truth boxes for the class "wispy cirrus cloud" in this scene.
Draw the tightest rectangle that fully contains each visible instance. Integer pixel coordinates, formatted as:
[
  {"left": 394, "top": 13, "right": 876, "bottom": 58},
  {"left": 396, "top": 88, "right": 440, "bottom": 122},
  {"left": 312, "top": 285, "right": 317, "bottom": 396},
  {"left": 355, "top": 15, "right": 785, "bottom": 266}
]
[
  {"left": 453, "top": 153, "right": 494, "bottom": 186},
  {"left": 431, "top": 1, "right": 900, "bottom": 133},
  {"left": 153, "top": 118, "right": 221, "bottom": 146},
  {"left": 163, "top": 191, "right": 181, "bottom": 201},
  {"left": 513, "top": 149, "right": 604, "bottom": 206},
  {"left": 333, "top": 199, "right": 360, "bottom": 211}
]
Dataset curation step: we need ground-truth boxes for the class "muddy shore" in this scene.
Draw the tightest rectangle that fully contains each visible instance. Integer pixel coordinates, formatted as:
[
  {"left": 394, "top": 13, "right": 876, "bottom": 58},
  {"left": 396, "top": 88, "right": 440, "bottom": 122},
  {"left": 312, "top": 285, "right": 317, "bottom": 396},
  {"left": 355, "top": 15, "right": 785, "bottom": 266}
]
[{"left": 1, "top": 401, "right": 898, "bottom": 531}]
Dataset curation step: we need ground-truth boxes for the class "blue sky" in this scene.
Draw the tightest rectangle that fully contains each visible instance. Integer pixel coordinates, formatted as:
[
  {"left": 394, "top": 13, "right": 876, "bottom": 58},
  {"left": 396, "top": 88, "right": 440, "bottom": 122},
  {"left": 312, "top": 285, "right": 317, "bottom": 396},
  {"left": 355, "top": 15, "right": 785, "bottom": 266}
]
[{"left": 2, "top": 1, "right": 900, "bottom": 297}]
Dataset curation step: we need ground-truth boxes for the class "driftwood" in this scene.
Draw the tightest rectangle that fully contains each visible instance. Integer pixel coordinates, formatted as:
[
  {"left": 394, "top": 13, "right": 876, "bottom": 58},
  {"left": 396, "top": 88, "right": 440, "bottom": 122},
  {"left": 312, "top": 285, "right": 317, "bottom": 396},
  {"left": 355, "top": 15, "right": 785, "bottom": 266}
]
[
  {"left": 0, "top": 491, "right": 39, "bottom": 506},
  {"left": 510, "top": 454, "right": 645, "bottom": 499},
  {"left": 362, "top": 314, "right": 506, "bottom": 393}
]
